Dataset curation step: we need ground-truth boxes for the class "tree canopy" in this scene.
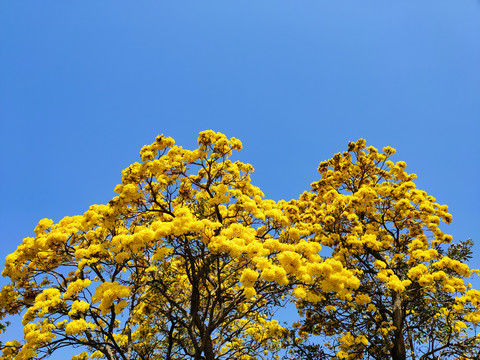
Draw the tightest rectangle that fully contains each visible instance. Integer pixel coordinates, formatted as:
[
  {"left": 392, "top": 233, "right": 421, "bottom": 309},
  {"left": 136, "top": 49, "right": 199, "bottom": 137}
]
[
  {"left": 1, "top": 131, "right": 479, "bottom": 360},
  {"left": 283, "top": 139, "right": 480, "bottom": 360}
]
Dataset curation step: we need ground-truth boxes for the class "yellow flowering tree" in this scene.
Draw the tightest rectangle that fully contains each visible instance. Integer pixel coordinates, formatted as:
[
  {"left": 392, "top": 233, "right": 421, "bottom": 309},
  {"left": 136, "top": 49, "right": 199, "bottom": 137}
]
[
  {"left": 2, "top": 133, "right": 478, "bottom": 360},
  {"left": 284, "top": 139, "right": 480, "bottom": 360},
  {"left": 0, "top": 131, "right": 296, "bottom": 360}
]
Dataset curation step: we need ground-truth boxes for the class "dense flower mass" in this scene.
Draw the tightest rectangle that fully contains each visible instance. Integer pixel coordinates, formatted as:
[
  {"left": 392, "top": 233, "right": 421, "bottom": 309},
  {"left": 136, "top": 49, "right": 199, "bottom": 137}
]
[{"left": 0, "top": 132, "right": 478, "bottom": 360}]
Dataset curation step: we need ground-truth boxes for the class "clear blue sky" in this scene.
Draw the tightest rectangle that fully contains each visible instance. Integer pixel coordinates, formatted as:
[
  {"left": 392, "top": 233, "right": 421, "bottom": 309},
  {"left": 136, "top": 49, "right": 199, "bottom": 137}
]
[{"left": 1, "top": 1, "right": 479, "bottom": 356}]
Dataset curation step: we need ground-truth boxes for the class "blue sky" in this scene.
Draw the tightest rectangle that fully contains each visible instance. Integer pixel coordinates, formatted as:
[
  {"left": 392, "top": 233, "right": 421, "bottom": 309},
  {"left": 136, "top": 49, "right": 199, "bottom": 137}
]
[{"left": 1, "top": 0, "right": 479, "bottom": 356}]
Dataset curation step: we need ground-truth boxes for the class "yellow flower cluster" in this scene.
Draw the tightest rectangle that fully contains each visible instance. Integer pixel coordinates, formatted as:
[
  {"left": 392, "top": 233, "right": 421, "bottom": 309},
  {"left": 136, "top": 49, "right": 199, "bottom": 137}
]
[
  {"left": 63, "top": 279, "right": 92, "bottom": 300},
  {"left": 240, "top": 268, "right": 260, "bottom": 298},
  {"left": 336, "top": 331, "right": 368, "bottom": 359},
  {"left": 0, "top": 341, "right": 20, "bottom": 360},
  {"left": 433, "top": 256, "right": 472, "bottom": 276},
  {"left": 65, "top": 319, "right": 94, "bottom": 335},
  {"left": 91, "top": 281, "right": 130, "bottom": 315},
  {"left": 68, "top": 300, "right": 90, "bottom": 316},
  {"left": 71, "top": 352, "right": 89, "bottom": 360},
  {"left": 23, "top": 288, "right": 62, "bottom": 325},
  {"left": 14, "top": 320, "right": 56, "bottom": 360},
  {"left": 377, "top": 269, "right": 411, "bottom": 292}
]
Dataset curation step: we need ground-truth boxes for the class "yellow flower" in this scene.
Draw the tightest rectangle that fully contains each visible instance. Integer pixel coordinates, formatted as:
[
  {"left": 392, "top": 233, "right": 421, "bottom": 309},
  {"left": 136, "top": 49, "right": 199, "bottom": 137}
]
[
  {"left": 34, "top": 218, "right": 54, "bottom": 235},
  {"left": 91, "top": 281, "right": 130, "bottom": 315},
  {"left": 71, "top": 352, "right": 89, "bottom": 360},
  {"left": 65, "top": 319, "right": 90, "bottom": 335},
  {"left": 243, "top": 287, "right": 256, "bottom": 299},
  {"left": 293, "top": 287, "right": 307, "bottom": 299},
  {"left": 68, "top": 300, "right": 90, "bottom": 316},
  {"left": 407, "top": 264, "right": 428, "bottom": 280},
  {"left": 355, "top": 294, "right": 371, "bottom": 305},
  {"left": 240, "top": 269, "right": 259, "bottom": 287}
]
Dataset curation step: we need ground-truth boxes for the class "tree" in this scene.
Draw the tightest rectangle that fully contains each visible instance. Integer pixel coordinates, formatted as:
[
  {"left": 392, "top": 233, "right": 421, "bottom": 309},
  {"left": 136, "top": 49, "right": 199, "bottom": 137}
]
[
  {"left": 0, "top": 131, "right": 299, "bottom": 360},
  {"left": 282, "top": 139, "right": 480, "bottom": 360}
]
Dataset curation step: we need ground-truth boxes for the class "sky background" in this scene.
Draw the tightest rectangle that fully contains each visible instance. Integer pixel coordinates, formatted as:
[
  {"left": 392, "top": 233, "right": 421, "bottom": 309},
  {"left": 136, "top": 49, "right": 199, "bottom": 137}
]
[{"left": 1, "top": 1, "right": 479, "bottom": 357}]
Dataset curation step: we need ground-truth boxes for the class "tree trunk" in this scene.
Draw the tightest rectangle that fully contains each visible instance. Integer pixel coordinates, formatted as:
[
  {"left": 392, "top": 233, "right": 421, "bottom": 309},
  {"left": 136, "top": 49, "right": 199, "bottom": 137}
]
[
  {"left": 202, "top": 335, "right": 215, "bottom": 360},
  {"left": 391, "top": 292, "right": 406, "bottom": 360}
]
